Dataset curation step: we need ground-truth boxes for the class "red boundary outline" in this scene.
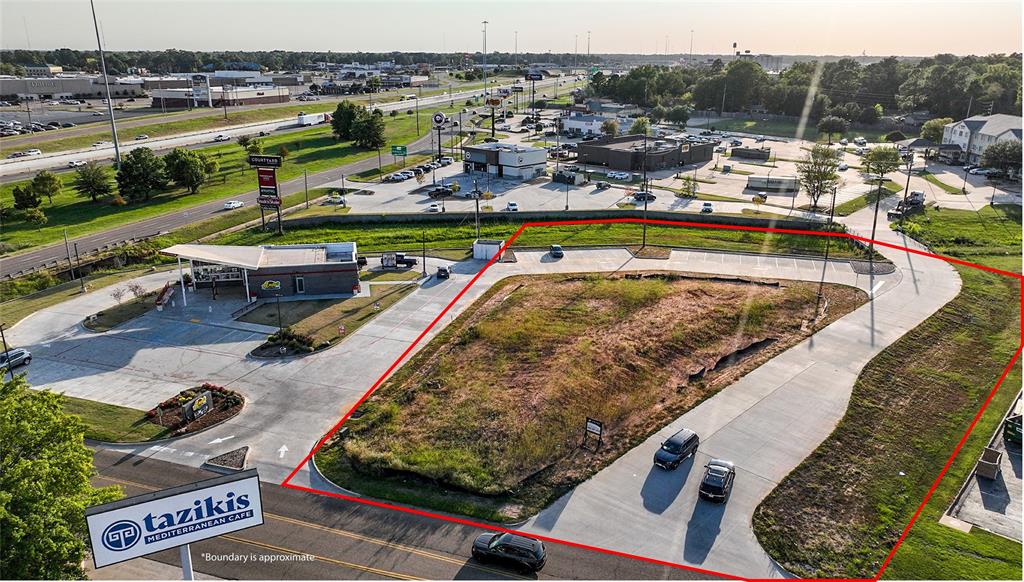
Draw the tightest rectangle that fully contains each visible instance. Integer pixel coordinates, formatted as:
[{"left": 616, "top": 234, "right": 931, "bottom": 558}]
[{"left": 279, "top": 218, "right": 1023, "bottom": 582}]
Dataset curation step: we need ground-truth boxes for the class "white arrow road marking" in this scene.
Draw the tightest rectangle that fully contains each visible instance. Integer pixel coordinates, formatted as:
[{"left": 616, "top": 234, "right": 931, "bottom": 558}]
[
  {"left": 278, "top": 445, "right": 289, "bottom": 458},
  {"left": 208, "top": 435, "right": 235, "bottom": 445},
  {"left": 871, "top": 281, "right": 886, "bottom": 296}
]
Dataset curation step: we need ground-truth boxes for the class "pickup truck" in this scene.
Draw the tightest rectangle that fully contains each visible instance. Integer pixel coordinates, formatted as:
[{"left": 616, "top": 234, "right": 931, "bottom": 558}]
[{"left": 381, "top": 252, "right": 418, "bottom": 268}]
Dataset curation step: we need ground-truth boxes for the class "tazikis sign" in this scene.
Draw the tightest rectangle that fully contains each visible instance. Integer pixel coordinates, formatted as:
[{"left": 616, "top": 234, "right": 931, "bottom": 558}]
[{"left": 85, "top": 470, "right": 263, "bottom": 571}]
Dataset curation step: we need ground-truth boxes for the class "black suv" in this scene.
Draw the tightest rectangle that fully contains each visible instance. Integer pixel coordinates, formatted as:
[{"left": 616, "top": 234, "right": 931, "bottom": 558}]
[
  {"left": 653, "top": 428, "right": 699, "bottom": 469},
  {"left": 472, "top": 532, "right": 546, "bottom": 573},
  {"left": 698, "top": 459, "right": 735, "bottom": 502}
]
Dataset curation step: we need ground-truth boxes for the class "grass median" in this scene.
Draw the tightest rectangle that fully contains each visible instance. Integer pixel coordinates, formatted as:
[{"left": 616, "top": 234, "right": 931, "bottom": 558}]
[
  {"left": 752, "top": 204, "right": 1022, "bottom": 579},
  {"left": 62, "top": 395, "right": 170, "bottom": 442}
]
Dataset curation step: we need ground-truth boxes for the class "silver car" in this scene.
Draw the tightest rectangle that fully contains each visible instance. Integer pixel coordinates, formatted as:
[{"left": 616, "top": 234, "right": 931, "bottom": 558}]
[{"left": 0, "top": 348, "right": 32, "bottom": 372}]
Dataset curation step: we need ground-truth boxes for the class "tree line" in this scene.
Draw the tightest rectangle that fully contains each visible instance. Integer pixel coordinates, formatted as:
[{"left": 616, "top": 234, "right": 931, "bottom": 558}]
[
  {"left": 0, "top": 48, "right": 603, "bottom": 76},
  {"left": 588, "top": 53, "right": 1021, "bottom": 123}
]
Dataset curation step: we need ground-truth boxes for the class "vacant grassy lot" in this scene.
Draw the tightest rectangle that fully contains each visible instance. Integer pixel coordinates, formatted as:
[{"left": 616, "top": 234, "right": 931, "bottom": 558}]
[
  {"left": 239, "top": 283, "right": 416, "bottom": 346},
  {"left": 62, "top": 395, "right": 169, "bottom": 442},
  {"left": 753, "top": 205, "right": 1021, "bottom": 579},
  {"left": 215, "top": 219, "right": 869, "bottom": 259},
  {"left": 1, "top": 103, "right": 475, "bottom": 253},
  {"left": 317, "top": 272, "right": 865, "bottom": 520}
]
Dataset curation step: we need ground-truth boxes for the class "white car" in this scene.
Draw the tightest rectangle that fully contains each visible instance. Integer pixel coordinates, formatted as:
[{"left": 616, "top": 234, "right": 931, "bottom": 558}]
[
  {"left": 506, "top": 201, "right": 519, "bottom": 212},
  {"left": 427, "top": 203, "right": 441, "bottom": 212},
  {"left": 838, "top": 162, "right": 849, "bottom": 171},
  {"left": 24, "top": 148, "right": 41, "bottom": 156},
  {"left": 223, "top": 200, "right": 244, "bottom": 210},
  {"left": 68, "top": 160, "right": 86, "bottom": 168},
  {"left": 134, "top": 134, "right": 149, "bottom": 140},
  {"left": 213, "top": 134, "right": 231, "bottom": 142},
  {"left": 92, "top": 141, "right": 110, "bottom": 147}
]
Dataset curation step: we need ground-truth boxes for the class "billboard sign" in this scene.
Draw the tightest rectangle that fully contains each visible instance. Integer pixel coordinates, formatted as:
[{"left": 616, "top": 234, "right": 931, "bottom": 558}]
[
  {"left": 525, "top": 71, "right": 544, "bottom": 81},
  {"left": 391, "top": 145, "right": 407, "bottom": 156},
  {"left": 511, "top": 85, "right": 524, "bottom": 93},
  {"left": 497, "top": 88, "right": 511, "bottom": 97},
  {"left": 190, "top": 74, "right": 212, "bottom": 107},
  {"left": 85, "top": 470, "right": 263, "bottom": 568},
  {"left": 256, "top": 167, "right": 280, "bottom": 207},
  {"left": 432, "top": 112, "right": 447, "bottom": 126},
  {"left": 247, "top": 154, "right": 283, "bottom": 168}
]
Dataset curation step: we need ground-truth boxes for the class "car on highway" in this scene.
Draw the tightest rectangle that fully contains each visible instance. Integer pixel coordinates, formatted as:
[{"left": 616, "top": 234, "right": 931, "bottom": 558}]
[
  {"left": 654, "top": 427, "right": 700, "bottom": 470},
  {"left": 23, "top": 148, "right": 42, "bottom": 156},
  {"left": 92, "top": 141, "right": 111, "bottom": 147},
  {"left": 213, "top": 134, "right": 231, "bottom": 142},
  {"left": 701, "top": 202, "right": 714, "bottom": 213},
  {"left": 134, "top": 134, "right": 149, "bottom": 140},
  {"left": 698, "top": 459, "right": 736, "bottom": 503},
  {"left": 549, "top": 244, "right": 564, "bottom": 258},
  {"left": 92, "top": 111, "right": 105, "bottom": 116},
  {"left": 0, "top": 130, "right": 19, "bottom": 137},
  {"left": 505, "top": 201, "right": 519, "bottom": 212},
  {"left": 68, "top": 160, "right": 86, "bottom": 168},
  {"left": 436, "top": 265, "right": 451, "bottom": 280},
  {"left": 61, "top": 122, "right": 77, "bottom": 128},
  {"left": 223, "top": 200, "right": 244, "bottom": 210},
  {"left": 471, "top": 532, "right": 546, "bottom": 573},
  {"left": 0, "top": 348, "right": 32, "bottom": 373}
]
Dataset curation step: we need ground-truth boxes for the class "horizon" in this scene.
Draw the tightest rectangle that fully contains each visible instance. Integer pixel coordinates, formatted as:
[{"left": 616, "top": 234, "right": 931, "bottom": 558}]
[{"left": 1, "top": 0, "right": 1020, "bottom": 57}]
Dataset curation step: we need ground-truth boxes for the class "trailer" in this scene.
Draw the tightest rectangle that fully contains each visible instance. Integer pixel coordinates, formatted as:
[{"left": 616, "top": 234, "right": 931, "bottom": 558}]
[
  {"left": 297, "top": 112, "right": 332, "bottom": 126},
  {"left": 746, "top": 175, "right": 799, "bottom": 192}
]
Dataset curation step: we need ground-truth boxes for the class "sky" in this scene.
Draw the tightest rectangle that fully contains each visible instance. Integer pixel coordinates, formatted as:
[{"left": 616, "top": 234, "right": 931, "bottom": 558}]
[{"left": 2, "top": 0, "right": 1021, "bottom": 56}]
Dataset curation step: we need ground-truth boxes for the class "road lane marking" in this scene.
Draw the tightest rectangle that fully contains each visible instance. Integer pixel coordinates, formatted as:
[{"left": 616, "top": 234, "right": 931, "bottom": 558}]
[
  {"left": 221, "top": 534, "right": 423, "bottom": 580},
  {"left": 94, "top": 474, "right": 529, "bottom": 580}
]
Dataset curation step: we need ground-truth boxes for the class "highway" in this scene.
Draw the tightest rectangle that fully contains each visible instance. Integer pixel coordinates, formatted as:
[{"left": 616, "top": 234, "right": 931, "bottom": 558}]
[{"left": 90, "top": 450, "right": 715, "bottom": 580}]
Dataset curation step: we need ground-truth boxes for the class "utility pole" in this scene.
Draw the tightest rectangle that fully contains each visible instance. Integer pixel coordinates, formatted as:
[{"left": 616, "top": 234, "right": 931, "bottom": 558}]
[
  {"left": 641, "top": 126, "right": 650, "bottom": 248},
  {"left": 587, "top": 31, "right": 591, "bottom": 61},
  {"left": 73, "top": 242, "right": 85, "bottom": 293},
  {"left": 89, "top": 0, "right": 121, "bottom": 168},
  {"left": 961, "top": 96, "right": 974, "bottom": 193},
  {"left": 304, "top": 169, "right": 309, "bottom": 209},
  {"left": 0, "top": 323, "right": 13, "bottom": 381},
  {"left": 421, "top": 230, "right": 427, "bottom": 276},
  {"left": 514, "top": 31, "right": 518, "bottom": 70},
  {"left": 482, "top": 21, "right": 489, "bottom": 97},
  {"left": 63, "top": 228, "right": 75, "bottom": 283},
  {"left": 689, "top": 30, "right": 694, "bottom": 66}
]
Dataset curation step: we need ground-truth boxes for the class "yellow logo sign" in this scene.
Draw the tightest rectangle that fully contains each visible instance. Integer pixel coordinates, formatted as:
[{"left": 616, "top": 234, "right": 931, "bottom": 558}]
[
  {"left": 261, "top": 280, "right": 281, "bottom": 291},
  {"left": 191, "top": 395, "right": 207, "bottom": 412}
]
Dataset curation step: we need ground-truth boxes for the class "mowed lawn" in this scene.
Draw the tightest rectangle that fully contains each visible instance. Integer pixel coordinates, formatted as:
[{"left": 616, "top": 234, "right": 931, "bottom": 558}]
[
  {"left": 752, "top": 205, "right": 1022, "bottom": 579},
  {"left": 317, "top": 272, "right": 866, "bottom": 521},
  {"left": 1, "top": 103, "right": 476, "bottom": 253},
  {"left": 216, "top": 219, "right": 870, "bottom": 259}
]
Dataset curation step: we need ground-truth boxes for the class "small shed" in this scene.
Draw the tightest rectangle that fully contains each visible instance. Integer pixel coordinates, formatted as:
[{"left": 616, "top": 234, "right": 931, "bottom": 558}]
[{"left": 473, "top": 239, "right": 505, "bottom": 261}]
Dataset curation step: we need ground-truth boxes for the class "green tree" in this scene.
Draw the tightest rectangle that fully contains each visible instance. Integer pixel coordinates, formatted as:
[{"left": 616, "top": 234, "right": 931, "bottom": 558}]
[
  {"left": 244, "top": 138, "right": 264, "bottom": 156},
  {"left": 72, "top": 162, "right": 113, "bottom": 202},
  {"left": 630, "top": 116, "right": 651, "bottom": 136},
  {"left": 351, "top": 110, "right": 386, "bottom": 149},
  {"left": 331, "top": 101, "right": 362, "bottom": 140},
  {"left": 884, "top": 130, "right": 907, "bottom": 142},
  {"left": 796, "top": 144, "right": 841, "bottom": 210},
  {"left": 115, "top": 147, "right": 166, "bottom": 202},
  {"left": 23, "top": 208, "right": 47, "bottom": 229},
  {"left": 278, "top": 144, "right": 290, "bottom": 159},
  {"left": 665, "top": 105, "right": 690, "bottom": 125},
  {"left": 677, "top": 175, "right": 698, "bottom": 198},
  {"left": 981, "top": 140, "right": 1023, "bottom": 174},
  {"left": 0, "top": 375, "right": 121, "bottom": 579},
  {"left": 600, "top": 118, "right": 619, "bottom": 137},
  {"left": 163, "top": 148, "right": 218, "bottom": 194},
  {"left": 816, "top": 115, "right": 849, "bottom": 145},
  {"left": 236, "top": 134, "right": 252, "bottom": 150},
  {"left": 863, "top": 146, "right": 903, "bottom": 246},
  {"left": 11, "top": 184, "right": 41, "bottom": 210},
  {"left": 920, "top": 117, "right": 953, "bottom": 143},
  {"left": 31, "top": 170, "right": 62, "bottom": 205}
]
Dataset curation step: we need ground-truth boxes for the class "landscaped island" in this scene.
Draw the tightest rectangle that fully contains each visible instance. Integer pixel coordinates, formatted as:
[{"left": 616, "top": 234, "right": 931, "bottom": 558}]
[{"left": 317, "top": 271, "right": 866, "bottom": 521}]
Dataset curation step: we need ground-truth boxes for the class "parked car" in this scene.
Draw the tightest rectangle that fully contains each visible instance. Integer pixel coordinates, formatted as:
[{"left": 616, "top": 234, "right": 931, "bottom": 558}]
[
  {"left": 838, "top": 162, "right": 849, "bottom": 171},
  {"left": 730, "top": 138, "right": 742, "bottom": 147},
  {"left": 436, "top": 265, "right": 451, "bottom": 280},
  {"left": 549, "top": 244, "right": 564, "bottom": 258},
  {"left": 505, "top": 201, "right": 519, "bottom": 212},
  {"left": 698, "top": 459, "right": 736, "bottom": 503},
  {"left": 223, "top": 200, "right": 244, "bottom": 210},
  {"left": 839, "top": 138, "right": 849, "bottom": 146},
  {"left": 633, "top": 191, "right": 656, "bottom": 202},
  {"left": 701, "top": 202, "right": 714, "bottom": 213},
  {"left": 428, "top": 186, "right": 453, "bottom": 198},
  {"left": 653, "top": 427, "right": 700, "bottom": 469},
  {"left": 439, "top": 156, "right": 454, "bottom": 165},
  {"left": 969, "top": 167, "right": 994, "bottom": 175},
  {"left": 212, "top": 134, "right": 231, "bottom": 142},
  {"left": 714, "top": 145, "right": 726, "bottom": 153},
  {"left": 61, "top": 122, "right": 76, "bottom": 128},
  {"left": 471, "top": 532, "right": 546, "bottom": 573},
  {"left": 595, "top": 181, "right": 611, "bottom": 189},
  {"left": 1, "top": 348, "right": 32, "bottom": 372},
  {"left": 68, "top": 160, "right": 86, "bottom": 168}
]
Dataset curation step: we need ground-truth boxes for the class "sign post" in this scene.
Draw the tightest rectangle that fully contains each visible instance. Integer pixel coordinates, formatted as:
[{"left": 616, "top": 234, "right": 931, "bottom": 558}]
[
  {"left": 391, "top": 145, "right": 407, "bottom": 167},
  {"left": 85, "top": 470, "right": 264, "bottom": 575},
  {"left": 249, "top": 155, "right": 284, "bottom": 234},
  {"left": 584, "top": 417, "right": 604, "bottom": 450},
  {"left": 432, "top": 113, "right": 447, "bottom": 160}
]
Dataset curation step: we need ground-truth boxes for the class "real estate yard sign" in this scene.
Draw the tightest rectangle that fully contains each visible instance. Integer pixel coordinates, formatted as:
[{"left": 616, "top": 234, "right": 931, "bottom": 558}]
[{"left": 85, "top": 470, "right": 263, "bottom": 569}]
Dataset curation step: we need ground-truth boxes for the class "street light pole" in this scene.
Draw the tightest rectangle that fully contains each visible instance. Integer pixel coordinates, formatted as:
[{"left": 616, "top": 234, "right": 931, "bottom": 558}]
[
  {"left": 89, "top": 0, "right": 121, "bottom": 168},
  {"left": 815, "top": 185, "right": 839, "bottom": 315},
  {"left": 482, "top": 21, "right": 489, "bottom": 97}
]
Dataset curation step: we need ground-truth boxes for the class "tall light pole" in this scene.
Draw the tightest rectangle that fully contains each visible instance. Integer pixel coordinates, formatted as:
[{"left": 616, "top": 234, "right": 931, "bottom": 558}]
[
  {"left": 587, "top": 31, "right": 591, "bottom": 61},
  {"left": 514, "top": 30, "right": 518, "bottom": 70},
  {"left": 89, "top": 0, "right": 121, "bottom": 168},
  {"left": 689, "top": 30, "right": 694, "bottom": 66},
  {"left": 482, "top": 21, "right": 489, "bottom": 97}
]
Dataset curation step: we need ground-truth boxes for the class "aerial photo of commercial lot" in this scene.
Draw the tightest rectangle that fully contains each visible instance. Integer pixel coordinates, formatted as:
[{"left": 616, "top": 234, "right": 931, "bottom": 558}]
[{"left": 0, "top": 1, "right": 1021, "bottom": 581}]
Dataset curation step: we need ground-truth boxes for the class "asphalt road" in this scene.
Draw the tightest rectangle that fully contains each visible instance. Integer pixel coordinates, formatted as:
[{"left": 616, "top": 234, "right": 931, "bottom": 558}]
[
  {"left": 90, "top": 450, "right": 715, "bottom": 580},
  {"left": 0, "top": 130, "right": 436, "bottom": 278}
]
